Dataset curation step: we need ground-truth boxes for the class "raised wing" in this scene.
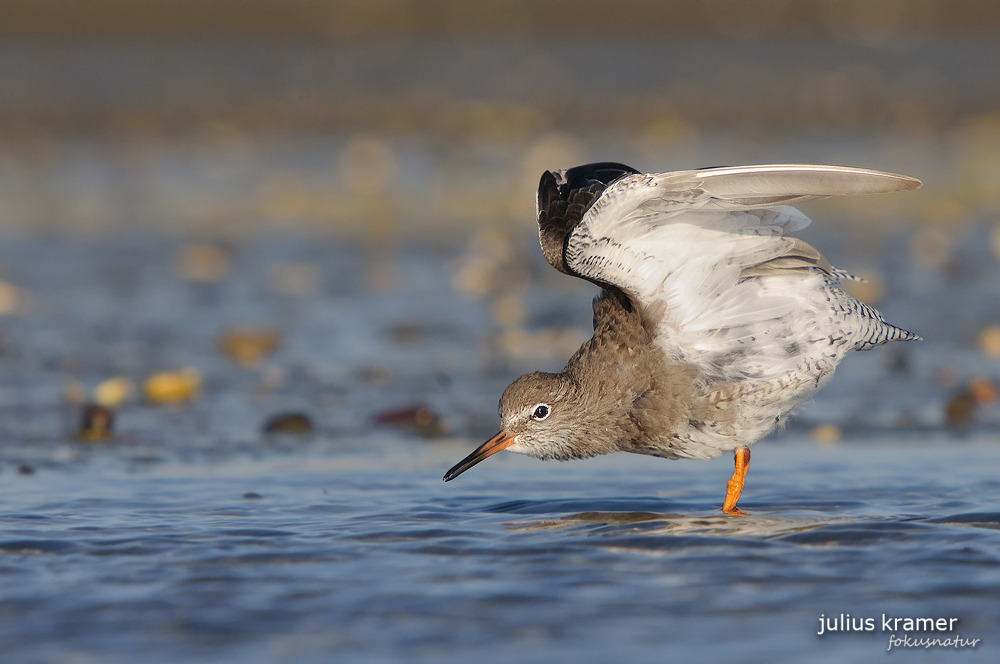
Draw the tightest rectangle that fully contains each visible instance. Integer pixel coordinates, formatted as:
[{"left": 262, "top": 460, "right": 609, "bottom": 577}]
[
  {"left": 536, "top": 163, "right": 920, "bottom": 377},
  {"left": 536, "top": 162, "right": 640, "bottom": 276}
]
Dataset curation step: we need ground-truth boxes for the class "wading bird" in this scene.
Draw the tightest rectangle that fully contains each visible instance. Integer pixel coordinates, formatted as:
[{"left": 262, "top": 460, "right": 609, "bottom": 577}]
[{"left": 444, "top": 163, "right": 919, "bottom": 513}]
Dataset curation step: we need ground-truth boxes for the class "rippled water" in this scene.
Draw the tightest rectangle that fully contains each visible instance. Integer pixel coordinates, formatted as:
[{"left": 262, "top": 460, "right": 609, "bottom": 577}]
[
  {"left": 2, "top": 439, "right": 998, "bottom": 663},
  {"left": 1, "top": 236, "right": 997, "bottom": 662}
]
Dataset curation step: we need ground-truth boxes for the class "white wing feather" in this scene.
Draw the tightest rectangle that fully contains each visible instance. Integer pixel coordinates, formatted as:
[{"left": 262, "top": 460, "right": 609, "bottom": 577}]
[{"left": 565, "top": 164, "right": 919, "bottom": 380}]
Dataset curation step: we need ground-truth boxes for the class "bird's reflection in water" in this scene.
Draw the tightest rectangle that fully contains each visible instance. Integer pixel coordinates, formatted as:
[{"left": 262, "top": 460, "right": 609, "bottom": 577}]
[{"left": 505, "top": 509, "right": 855, "bottom": 539}]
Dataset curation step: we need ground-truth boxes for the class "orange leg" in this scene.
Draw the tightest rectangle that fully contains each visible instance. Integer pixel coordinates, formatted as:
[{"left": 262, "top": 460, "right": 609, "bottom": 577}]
[{"left": 722, "top": 446, "right": 751, "bottom": 515}]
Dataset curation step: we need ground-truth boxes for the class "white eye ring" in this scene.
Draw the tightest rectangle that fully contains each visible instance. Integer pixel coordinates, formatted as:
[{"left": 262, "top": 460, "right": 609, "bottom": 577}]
[{"left": 530, "top": 403, "right": 551, "bottom": 421}]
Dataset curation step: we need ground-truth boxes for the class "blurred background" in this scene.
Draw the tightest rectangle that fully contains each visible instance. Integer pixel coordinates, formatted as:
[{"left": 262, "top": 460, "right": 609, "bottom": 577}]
[
  {"left": 0, "top": 0, "right": 998, "bottom": 238},
  {"left": 2, "top": 3, "right": 1000, "bottom": 663},
  {"left": 1, "top": 0, "right": 998, "bottom": 430}
]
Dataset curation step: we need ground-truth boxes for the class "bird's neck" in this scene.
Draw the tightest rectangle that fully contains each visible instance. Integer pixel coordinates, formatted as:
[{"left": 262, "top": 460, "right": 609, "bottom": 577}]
[
  {"left": 562, "top": 288, "right": 703, "bottom": 454},
  {"left": 557, "top": 289, "right": 658, "bottom": 450}
]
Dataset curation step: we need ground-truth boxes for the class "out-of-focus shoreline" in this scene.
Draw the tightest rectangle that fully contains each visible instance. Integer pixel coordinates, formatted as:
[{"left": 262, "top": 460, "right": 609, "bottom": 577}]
[{"left": 2, "top": 0, "right": 998, "bottom": 41}]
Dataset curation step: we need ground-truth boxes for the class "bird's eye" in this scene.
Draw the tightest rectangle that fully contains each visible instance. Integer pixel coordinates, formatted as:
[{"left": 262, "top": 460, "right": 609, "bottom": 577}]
[{"left": 530, "top": 404, "right": 550, "bottom": 421}]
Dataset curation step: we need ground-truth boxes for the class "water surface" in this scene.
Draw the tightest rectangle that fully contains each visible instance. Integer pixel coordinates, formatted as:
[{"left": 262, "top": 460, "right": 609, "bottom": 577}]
[{"left": 0, "top": 236, "right": 996, "bottom": 663}]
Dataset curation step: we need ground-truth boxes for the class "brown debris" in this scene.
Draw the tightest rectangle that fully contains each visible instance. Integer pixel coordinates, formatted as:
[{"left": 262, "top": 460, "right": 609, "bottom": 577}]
[
  {"left": 175, "top": 243, "right": 232, "bottom": 283},
  {"left": 144, "top": 368, "right": 201, "bottom": 404},
  {"left": 80, "top": 403, "right": 115, "bottom": 441},
  {"left": 373, "top": 405, "right": 450, "bottom": 438},
  {"left": 810, "top": 424, "right": 842, "bottom": 445},
  {"left": 219, "top": 328, "right": 281, "bottom": 368},
  {"left": 94, "top": 376, "right": 134, "bottom": 408},
  {"left": 945, "top": 377, "right": 998, "bottom": 429},
  {"left": 262, "top": 412, "right": 314, "bottom": 435},
  {"left": 978, "top": 326, "right": 1000, "bottom": 359},
  {"left": 0, "top": 281, "right": 22, "bottom": 315}
]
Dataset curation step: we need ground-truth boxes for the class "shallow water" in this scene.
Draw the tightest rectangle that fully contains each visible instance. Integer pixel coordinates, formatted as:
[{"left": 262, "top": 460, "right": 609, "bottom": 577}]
[
  {"left": 2, "top": 439, "right": 998, "bottom": 663},
  {"left": 0, "top": 236, "right": 998, "bottom": 662}
]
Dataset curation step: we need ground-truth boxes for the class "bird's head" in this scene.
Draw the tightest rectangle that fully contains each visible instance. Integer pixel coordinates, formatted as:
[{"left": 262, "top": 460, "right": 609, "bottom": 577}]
[{"left": 442, "top": 372, "right": 582, "bottom": 481}]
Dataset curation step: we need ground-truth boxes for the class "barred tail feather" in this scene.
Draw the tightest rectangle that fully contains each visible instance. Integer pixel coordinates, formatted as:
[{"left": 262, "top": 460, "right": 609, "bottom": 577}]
[{"left": 851, "top": 300, "right": 920, "bottom": 351}]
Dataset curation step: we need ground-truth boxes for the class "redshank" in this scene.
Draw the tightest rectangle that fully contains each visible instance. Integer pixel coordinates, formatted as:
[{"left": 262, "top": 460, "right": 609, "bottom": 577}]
[{"left": 444, "top": 162, "right": 920, "bottom": 513}]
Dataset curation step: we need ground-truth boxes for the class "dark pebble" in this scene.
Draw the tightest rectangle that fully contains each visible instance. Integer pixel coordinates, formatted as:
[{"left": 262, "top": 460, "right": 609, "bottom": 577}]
[
  {"left": 262, "top": 412, "right": 314, "bottom": 434},
  {"left": 80, "top": 403, "right": 115, "bottom": 440},
  {"left": 945, "top": 392, "right": 976, "bottom": 429},
  {"left": 373, "top": 405, "right": 449, "bottom": 438}
]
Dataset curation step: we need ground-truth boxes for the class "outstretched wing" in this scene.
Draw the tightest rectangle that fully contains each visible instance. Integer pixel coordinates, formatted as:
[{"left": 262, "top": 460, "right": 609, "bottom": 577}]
[{"left": 536, "top": 163, "right": 920, "bottom": 378}]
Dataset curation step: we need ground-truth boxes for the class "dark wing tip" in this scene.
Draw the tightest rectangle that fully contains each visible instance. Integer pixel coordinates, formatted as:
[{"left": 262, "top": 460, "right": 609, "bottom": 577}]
[
  {"left": 536, "top": 162, "right": 640, "bottom": 276},
  {"left": 561, "top": 162, "right": 641, "bottom": 189}
]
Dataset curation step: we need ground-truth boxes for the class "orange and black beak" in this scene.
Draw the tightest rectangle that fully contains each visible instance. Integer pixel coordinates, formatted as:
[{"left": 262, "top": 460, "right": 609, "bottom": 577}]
[{"left": 443, "top": 430, "right": 518, "bottom": 481}]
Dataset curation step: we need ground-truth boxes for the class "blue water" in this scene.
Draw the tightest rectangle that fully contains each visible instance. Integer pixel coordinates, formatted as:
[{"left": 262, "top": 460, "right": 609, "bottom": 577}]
[
  {"left": 2, "top": 437, "right": 998, "bottom": 663},
  {"left": 0, "top": 236, "right": 997, "bottom": 663}
]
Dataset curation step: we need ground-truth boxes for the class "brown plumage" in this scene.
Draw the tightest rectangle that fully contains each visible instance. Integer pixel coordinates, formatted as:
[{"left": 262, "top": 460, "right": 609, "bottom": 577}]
[{"left": 498, "top": 291, "right": 701, "bottom": 462}]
